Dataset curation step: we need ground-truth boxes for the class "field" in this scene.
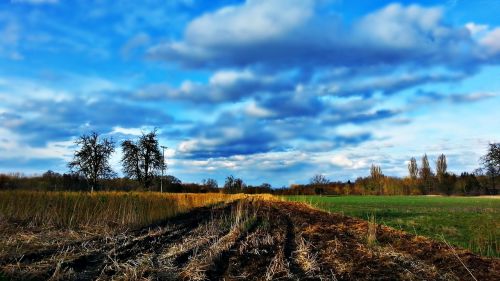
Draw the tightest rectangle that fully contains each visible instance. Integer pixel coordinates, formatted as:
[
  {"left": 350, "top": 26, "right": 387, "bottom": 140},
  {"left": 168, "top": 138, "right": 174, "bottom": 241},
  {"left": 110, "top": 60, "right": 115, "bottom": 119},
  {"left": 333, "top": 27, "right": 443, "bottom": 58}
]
[
  {"left": 0, "top": 192, "right": 499, "bottom": 280},
  {"left": 0, "top": 191, "right": 248, "bottom": 231},
  {"left": 285, "top": 195, "right": 500, "bottom": 257}
]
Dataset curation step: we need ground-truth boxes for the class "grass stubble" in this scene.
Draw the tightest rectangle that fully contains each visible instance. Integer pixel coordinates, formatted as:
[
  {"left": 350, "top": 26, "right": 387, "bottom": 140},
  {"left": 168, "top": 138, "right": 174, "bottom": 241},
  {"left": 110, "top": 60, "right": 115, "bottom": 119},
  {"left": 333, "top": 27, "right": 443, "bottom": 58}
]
[{"left": 0, "top": 192, "right": 498, "bottom": 280}]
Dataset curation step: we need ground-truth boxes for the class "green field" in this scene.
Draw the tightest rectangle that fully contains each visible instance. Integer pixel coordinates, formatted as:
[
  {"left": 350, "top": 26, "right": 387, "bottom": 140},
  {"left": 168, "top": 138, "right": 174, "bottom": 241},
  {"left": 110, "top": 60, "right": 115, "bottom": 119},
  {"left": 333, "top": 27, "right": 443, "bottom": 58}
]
[{"left": 284, "top": 195, "right": 499, "bottom": 257}]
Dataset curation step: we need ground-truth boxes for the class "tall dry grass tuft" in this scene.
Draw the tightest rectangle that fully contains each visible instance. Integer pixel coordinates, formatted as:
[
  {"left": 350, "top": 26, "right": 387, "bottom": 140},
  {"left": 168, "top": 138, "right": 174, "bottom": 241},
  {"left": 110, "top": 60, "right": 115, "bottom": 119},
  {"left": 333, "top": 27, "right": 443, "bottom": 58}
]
[
  {"left": 366, "top": 214, "right": 378, "bottom": 247},
  {"left": 294, "top": 235, "right": 320, "bottom": 276},
  {"left": 0, "top": 191, "right": 247, "bottom": 231}
]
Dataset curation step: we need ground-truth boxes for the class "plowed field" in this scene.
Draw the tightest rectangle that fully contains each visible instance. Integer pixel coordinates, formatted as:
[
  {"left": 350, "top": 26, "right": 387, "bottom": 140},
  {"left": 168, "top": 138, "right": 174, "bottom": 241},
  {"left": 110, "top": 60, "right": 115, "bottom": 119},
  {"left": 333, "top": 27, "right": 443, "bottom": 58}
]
[{"left": 1, "top": 200, "right": 498, "bottom": 280}]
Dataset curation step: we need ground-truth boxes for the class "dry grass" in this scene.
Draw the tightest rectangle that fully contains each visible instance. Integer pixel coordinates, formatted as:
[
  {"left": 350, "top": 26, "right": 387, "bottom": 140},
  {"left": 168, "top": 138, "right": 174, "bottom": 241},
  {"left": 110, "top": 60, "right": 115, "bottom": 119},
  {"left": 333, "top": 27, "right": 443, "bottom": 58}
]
[
  {"left": 0, "top": 191, "right": 251, "bottom": 231},
  {"left": 265, "top": 241, "right": 291, "bottom": 280},
  {"left": 294, "top": 235, "right": 320, "bottom": 276},
  {"left": 366, "top": 214, "right": 378, "bottom": 247},
  {"left": 180, "top": 200, "right": 256, "bottom": 280}
]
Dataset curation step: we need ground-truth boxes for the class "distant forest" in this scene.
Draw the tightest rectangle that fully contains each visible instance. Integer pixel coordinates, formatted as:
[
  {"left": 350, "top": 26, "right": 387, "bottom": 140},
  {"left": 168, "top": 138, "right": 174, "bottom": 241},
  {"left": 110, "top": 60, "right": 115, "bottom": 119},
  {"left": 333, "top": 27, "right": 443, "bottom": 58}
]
[{"left": 0, "top": 131, "right": 498, "bottom": 196}]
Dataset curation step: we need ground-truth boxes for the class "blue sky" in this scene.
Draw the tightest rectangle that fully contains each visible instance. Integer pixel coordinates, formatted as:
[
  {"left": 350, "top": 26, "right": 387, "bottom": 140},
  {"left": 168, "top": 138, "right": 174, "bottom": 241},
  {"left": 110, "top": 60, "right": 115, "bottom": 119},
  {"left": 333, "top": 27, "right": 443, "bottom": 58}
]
[{"left": 0, "top": 0, "right": 499, "bottom": 186}]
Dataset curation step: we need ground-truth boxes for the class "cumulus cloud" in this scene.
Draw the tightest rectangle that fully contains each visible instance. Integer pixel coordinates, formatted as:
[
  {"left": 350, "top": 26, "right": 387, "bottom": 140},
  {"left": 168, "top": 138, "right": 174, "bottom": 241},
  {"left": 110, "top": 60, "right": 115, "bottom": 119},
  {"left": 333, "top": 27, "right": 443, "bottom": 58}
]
[
  {"left": 464, "top": 22, "right": 500, "bottom": 58},
  {"left": 134, "top": 69, "right": 294, "bottom": 103},
  {"left": 148, "top": 1, "right": 485, "bottom": 70},
  {"left": 2, "top": 95, "right": 173, "bottom": 146},
  {"left": 329, "top": 154, "right": 366, "bottom": 169},
  {"left": 353, "top": 4, "right": 468, "bottom": 61},
  {"left": 171, "top": 150, "right": 313, "bottom": 183},
  {"left": 178, "top": 112, "right": 279, "bottom": 159},
  {"left": 148, "top": 0, "right": 319, "bottom": 68},
  {"left": 465, "top": 22, "right": 489, "bottom": 37},
  {"left": 244, "top": 101, "right": 274, "bottom": 118},
  {"left": 140, "top": 0, "right": 493, "bottom": 125},
  {"left": 173, "top": 97, "right": 378, "bottom": 160},
  {"left": 185, "top": 0, "right": 314, "bottom": 46},
  {"left": 480, "top": 28, "right": 500, "bottom": 55}
]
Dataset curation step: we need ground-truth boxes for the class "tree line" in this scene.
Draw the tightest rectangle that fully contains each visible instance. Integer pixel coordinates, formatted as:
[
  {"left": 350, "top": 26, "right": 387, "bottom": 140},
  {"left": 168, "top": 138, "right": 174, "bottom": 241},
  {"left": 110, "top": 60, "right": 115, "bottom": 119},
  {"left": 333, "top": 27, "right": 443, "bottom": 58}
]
[
  {"left": 0, "top": 130, "right": 498, "bottom": 196},
  {"left": 284, "top": 144, "right": 499, "bottom": 196},
  {"left": 0, "top": 130, "right": 274, "bottom": 193}
]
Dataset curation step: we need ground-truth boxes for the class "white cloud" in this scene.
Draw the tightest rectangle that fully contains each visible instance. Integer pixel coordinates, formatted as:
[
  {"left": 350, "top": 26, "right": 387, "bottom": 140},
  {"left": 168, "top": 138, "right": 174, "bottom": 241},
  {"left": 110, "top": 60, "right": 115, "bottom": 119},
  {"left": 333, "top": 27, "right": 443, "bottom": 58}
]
[
  {"left": 349, "top": 4, "right": 485, "bottom": 70},
  {"left": 465, "top": 22, "right": 489, "bottom": 37},
  {"left": 0, "top": 128, "right": 72, "bottom": 161},
  {"left": 355, "top": 4, "right": 445, "bottom": 49},
  {"left": 185, "top": 0, "right": 314, "bottom": 46},
  {"left": 149, "top": 1, "right": 482, "bottom": 70},
  {"left": 463, "top": 23, "right": 500, "bottom": 56},
  {"left": 135, "top": 69, "right": 290, "bottom": 103},
  {"left": 0, "top": 74, "right": 118, "bottom": 106},
  {"left": 0, "top": 76, "right": 70, "bottom": 104},
  {"left": 329, "top": 155, "right": 366, "bottom": 169},
  {"left": 178, "top": 139, "right": 221, "bottom": 154},
  {"left": 480, "top": 27, "right": 500, "bottom": 55},
  {"left": 209, "top": 70, "right": 254, "bottom": 86},
  {"left": 110, "top": 126, "right": 143, "bottom": 136},
  {"left": 244, "top": 101, "right": 274, "bottom": 118}
]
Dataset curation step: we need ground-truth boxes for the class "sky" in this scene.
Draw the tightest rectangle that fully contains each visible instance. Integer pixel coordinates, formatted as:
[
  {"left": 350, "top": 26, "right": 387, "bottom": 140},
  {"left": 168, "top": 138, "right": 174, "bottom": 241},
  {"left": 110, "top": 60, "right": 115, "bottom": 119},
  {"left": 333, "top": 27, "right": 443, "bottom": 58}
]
[{"left": 0, "top": 0, "right": 499, "bottom": 187}]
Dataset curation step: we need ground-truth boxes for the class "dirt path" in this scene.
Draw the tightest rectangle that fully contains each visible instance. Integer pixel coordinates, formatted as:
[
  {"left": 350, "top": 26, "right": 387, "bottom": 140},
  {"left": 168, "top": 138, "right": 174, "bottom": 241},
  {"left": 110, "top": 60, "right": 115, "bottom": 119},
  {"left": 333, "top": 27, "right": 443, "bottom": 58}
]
[{"left": 1, "top": 200, "right": 499, "bottom": 281}]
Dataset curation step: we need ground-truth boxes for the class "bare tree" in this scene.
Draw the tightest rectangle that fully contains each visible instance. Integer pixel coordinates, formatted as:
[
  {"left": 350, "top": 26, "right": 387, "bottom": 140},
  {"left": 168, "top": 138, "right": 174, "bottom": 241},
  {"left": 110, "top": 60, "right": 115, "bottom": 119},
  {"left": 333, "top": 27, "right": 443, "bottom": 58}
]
[
  {"left": 224, "top": 175, "right": 244, "bottom": 193},
  {"left": 419, "top": 154, "right": 433, "bottom": 179},
  {"left": 408, "top": 157, "right": 418, "bottom": 180},
  {"left": 163, "top": 175, "right": 182, "bottom": 192},
  {"left": 121, "top": 130, "right": 164, "bottom": 190},
  {"left": 370, "top": 164, "right": 383, "bottom": 179},
  {"left": 310, "top": 174, "right": 330, "bottom": 185},
  {"left": 436, "top": 153, "right": 447, "bottom": 182},
  {"left": 419, "top": 154, "right": 434, "bottom": 194},
  {"left": 370, "top": 164, "right": 384, "bottom": 194},
  {"left": 481, "top": 143, "right": 500, "bottom": 194},
  {"left": 224, "top": 175, "right": 235, "bottom": 193},
  {"left": 309, "top": 174, "right": 329, "bottom": 195},
  {"left": 234, "top": 178, "right": 244, "bottom": 190},
  {"left": 68, "top": 132, "right": 115, "bottom": 193},
  {"left": 121, "top": 140, "right": 141, "bottom": 182},
  {"left": 202, "top": 178, "right": 218, "bottom": 189}
]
